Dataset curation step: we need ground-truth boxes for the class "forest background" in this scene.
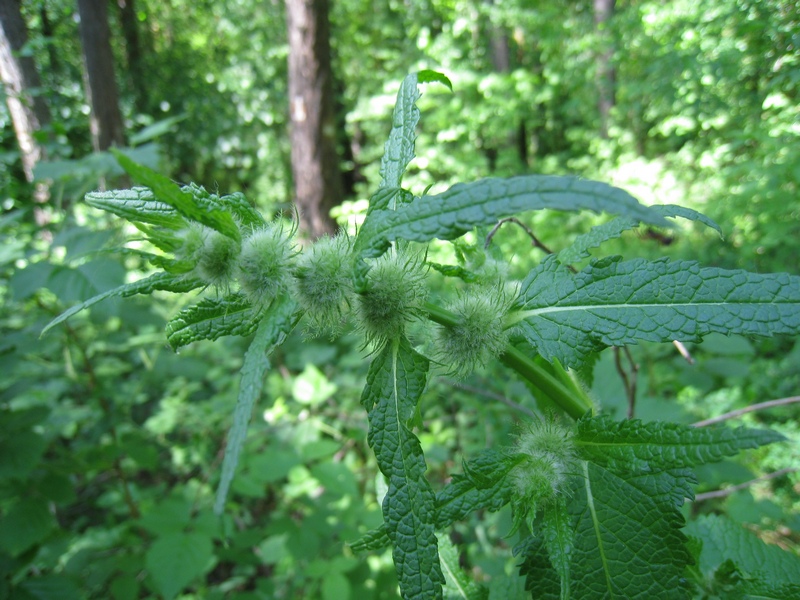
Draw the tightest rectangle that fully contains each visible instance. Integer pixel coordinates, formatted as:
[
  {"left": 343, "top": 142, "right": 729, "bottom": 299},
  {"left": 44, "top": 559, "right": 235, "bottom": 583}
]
[{"left": 1, "top": 0, "right": 799, "bottom": 598}]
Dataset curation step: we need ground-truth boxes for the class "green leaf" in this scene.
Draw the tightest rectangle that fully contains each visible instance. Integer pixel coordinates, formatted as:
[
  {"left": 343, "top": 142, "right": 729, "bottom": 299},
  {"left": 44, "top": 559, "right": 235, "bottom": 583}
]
[
  {"left": 350, "top": 449, "right": 519, "bottom": 554},
  {"left": 85, "top": 186, "right": 186, "bottom": 230},
  {"left": 42, "top": 272, "right": 203, "bottom": 336},
  {"left": 0, "top": 498, "right": 56, "bottom": 556},
  {"left": 439, "top": 535, "right": 486, "bottom": 600},
  {"left": 569, "top": 461, "right": 691, "bottom": 599},
  {"left": 113, "top": 151, "right": 241, "bottom": 241},
  {"left": 685, "top": 514, "right": 800, "bottom": 589},
  {"left": 378, "top": 71, "right": 450, "bottom": 191},
  {"left": 426, "top": 262, "right": 482, "bottom": 283},
  {"left": 516, "top": 535, "right": 561, "bottom": 600},
  {"left": 214, "top": 296, "right": 299, "bottom": 515},
  {"left": 511, "top": 255, "right": 800, "bottom": 368},
  {"left": 145, "top": 532, "right": 215, "bottom": 600},
  {"left": 183, "top": 183, "right": 265, "bottom": 229},
  {"left": 165, "top": 292, "right": 261, "bottom": 350},
  {"left": 575, "top": 416, "right": 785, "bottom": 473},
  {"left": 360, "top": 338, "right": 444, "bottom": 599},
  {"left": 558, "top": 204, "right": 723, "bottom": 265},
  {"left": 18, "top": 575, "right": 84, "bottom": 600},
  {"left": 541, "top": 497, "right": 573, "bottom": 600},
  {"left": 357, "top": 176, "right": 670, "bottom": 261}
]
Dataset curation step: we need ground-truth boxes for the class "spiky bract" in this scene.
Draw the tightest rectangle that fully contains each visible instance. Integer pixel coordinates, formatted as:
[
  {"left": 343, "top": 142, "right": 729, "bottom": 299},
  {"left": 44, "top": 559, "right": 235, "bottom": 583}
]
[
  {"left": 434, "top": 286, "right": 512, "bottom": 376},
  {"left": 236, "top": 223, "right": 296, "bottom": 307},
  {"left": 294, "top": 234, "right": 354, "bottom": 335},
  {"left": 192, "top": 227, "right": 241, "bottom": 288},
  {"left": 357, "top": 249, "right": 428, "bottom": 346}
]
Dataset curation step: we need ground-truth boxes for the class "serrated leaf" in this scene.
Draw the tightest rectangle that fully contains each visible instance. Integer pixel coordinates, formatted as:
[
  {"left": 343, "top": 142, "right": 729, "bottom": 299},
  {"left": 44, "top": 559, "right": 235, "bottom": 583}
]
[
  {"left": 569, "top": 461, "right": 692, "bottom": 599},
  {"left": 378, "top": 71, "right": 450, "bottom": 191},
  {"left": 575, "top": 416, "right": 785, "bottom": 473},
  {"left": 145, "top": 532, "right": 214, "bottom": 600},
  {"left": 42, "top": 272, "right": 203, "bottom": 336},
  {"left": 541, "top": 497, "right": 573, "bottom": 600},
  {"left": 361, "top": 338, "right": 444, "bottom": 599},
  {"left": 517, "top": 536, "right": 561, "bottom": 600},
  {"left": 356, "top": 176, "right": 670, "bottom": 264},
  {"left": 512, "top": 255, "right": 800, "bottom": 368},
  {"left": 85, "top": 186, "right": 186, "bottom": 230},
  {"left": 685, "top": 514, "right": 800, "bottom": 588},
  {"left": 558, "top": 204, "right": 722, "bottom": 265},
  {"left": 439, "top": 535, "right": 486, "bottom": 600},
  {"left": 165, "top": 292, "right": 261, "bottom": 350},
  {"left": 183, "top": 183, "right": 265, "bottom": 229},
  {"left": 427, "top": 262, "right": 482, "bottom": 283},
  {"left": 214, "top": 296, "right": 299, "bottom": 515},
  {"left": 351, "top": 449, "right": 519, "bottom": 553},
  {"left": 113, "top": 151, "right": 241, "bottom": 241}
]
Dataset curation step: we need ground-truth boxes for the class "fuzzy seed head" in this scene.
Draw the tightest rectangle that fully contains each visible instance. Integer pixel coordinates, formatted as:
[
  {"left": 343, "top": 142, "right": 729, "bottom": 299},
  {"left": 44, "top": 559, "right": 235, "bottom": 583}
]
[
  {"left": 435, "top": 287, "right": 512, "bottom": 376},
  {"left": 509, "top": 419, "right": 575, "bottom": 531},
  {"left": 193, "top": 228, "right": 241, "bottom": 287},
  {"left": 357, "top": 250, "right": 428, "bottom": 346},
  {"left": 294, "top": 234, "right": 354, "bottom": 335},
  {"left": 236, "top": 223, "right": 296, "bottom": 307}
]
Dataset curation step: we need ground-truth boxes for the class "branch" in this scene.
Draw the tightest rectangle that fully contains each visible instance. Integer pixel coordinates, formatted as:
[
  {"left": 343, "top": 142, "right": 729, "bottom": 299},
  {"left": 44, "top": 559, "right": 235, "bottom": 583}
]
[
  {"left": 443, "top": 379, "right": 537, "bottom": 419},
  {"left": 693, "top": 467, "right": 798, "bottom": 502},
  {"left": 692, "top": 395, "right": 800, "bottom": 427}
]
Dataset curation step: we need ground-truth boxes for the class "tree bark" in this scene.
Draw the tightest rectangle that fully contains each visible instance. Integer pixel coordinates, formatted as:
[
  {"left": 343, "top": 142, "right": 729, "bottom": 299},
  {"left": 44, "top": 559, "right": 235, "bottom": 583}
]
[
  {"left": 0, "top": 0, "right": 50, "bottom": 183},
  {"left": 117, "top": 0, "right": 148, "bottom": 115},
  {"left": 77, "top": 0, "right": 126, "bottom": 151},
  {"left": 594, "top": 0, "right": 616, "bottom": 139},
  {"left": 285, "top": 0, "right": 343, "bottom": 238}
]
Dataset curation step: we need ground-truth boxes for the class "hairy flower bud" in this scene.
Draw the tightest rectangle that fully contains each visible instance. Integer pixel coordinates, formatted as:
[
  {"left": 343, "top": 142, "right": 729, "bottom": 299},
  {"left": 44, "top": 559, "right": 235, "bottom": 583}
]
[
  {"left": 236, "top": 223, "right": 296, "bottom": 308},
  {"left": 434, "top": 286, "right": 512, "bottom": 376},
  {"left": 357, "top": 249, "right": 428, "bottom": 346},
  {"left": 509, "top": 419, "right": 576, "bottom": 532},
  {"left": 192, "top": 226, "right": 241, "bottom": 288},
  {"left": 294, "top": 234, "right": 354, "bottom": 335}
]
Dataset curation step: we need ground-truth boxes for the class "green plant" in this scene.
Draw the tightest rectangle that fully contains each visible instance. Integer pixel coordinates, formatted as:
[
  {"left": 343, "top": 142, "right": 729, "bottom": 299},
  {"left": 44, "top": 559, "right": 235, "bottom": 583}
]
[{"left": 44, "top": 71, "right": 800, "bottom": 599}]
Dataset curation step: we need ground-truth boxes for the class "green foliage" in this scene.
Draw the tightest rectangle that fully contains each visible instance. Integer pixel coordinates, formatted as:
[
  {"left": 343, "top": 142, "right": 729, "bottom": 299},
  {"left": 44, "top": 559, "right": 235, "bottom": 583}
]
[{"left": 17, "top": 70, "right": 800, "bottom": 600}]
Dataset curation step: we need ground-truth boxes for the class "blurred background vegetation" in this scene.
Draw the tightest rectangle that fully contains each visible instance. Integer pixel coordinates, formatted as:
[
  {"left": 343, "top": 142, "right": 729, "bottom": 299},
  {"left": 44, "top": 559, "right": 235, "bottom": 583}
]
[{"left": 0, "top": 0, "right": 798, "bottom": 598}]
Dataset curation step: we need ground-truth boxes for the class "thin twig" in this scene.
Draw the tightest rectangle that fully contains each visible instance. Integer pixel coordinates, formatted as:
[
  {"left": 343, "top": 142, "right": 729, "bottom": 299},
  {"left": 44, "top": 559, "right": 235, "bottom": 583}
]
[
  {"left": 692, "top": 467, "right": 798, "bottom": 502},
  {"left": 444, "top": 379, "right": 537, "bottom": 419},
  {"left": 613, "top": 347, "right": 639, "bottom": 419},
  {"left": 485, "top": 218, "right": 579, "bottom": 271},
  {"left": 672, "top": 340, "right": 694, "bottom": 365},
  {"left": 692, "top": 395, "right": 800, "bottom": 428}
]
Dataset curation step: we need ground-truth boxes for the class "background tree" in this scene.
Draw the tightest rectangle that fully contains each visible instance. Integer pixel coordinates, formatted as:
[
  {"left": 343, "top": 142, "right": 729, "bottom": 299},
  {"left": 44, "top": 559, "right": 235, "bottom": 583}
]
[
  {"left": 594, "top": 0, "right": 616, "bottom": 138},
  {"left": 285, "top": 0, "right": 343, "bottom": 238},
  {"left": 0, "top": 0, "right": 51, "bottom": 214},
  {"left": 77, "top": 0, "right": 126, "bottom": 151}
]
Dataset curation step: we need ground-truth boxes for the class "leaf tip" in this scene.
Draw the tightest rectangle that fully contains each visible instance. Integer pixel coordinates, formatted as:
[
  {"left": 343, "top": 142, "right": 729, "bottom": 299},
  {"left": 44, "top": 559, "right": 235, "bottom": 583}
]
[{"left": 416, "top": 69, "right": 453, "bottom": 92}]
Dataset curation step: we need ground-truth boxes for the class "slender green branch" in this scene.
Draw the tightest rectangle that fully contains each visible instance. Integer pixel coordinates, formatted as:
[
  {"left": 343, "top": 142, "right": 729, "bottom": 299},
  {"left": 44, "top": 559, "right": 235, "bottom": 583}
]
[{"left": 424, "top": 301, "right": 593, "bottom": 420}]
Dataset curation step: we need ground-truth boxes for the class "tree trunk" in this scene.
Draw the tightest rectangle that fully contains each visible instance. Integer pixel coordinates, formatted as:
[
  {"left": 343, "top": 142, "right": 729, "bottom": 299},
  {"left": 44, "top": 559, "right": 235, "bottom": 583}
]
[
  {"left": 117, "top": 0, "right": 148, "bottom": 115},
  {"left": 0, "top": 0, "right": 50, "bottom": 183},
  {"left": 594, "top": 0, "right": 616, "bottom": 139},
  {"left": 285, "top": 0, "right": 343, "bottom": 239},
  {"left": 77, "top": 0, "right": 126, "bottom": 151}
]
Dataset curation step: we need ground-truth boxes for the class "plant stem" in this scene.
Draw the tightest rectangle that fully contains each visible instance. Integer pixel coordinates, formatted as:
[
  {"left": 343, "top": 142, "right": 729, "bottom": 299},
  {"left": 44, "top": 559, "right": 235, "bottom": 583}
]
[{"left": 424, "top": 302, "right": 593, "bottom": 420}]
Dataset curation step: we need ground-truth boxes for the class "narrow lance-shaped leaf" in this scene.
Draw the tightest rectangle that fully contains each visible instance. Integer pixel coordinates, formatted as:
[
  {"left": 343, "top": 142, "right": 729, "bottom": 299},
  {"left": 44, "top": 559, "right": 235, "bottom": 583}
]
[
  {"left": 438, "top": 535, "right": 486, "bottom": 600},
  {"left": 558, "top": 204, "right": 723, "bottom": 266},
  {"left": 357, "top": 175, "right": 671, "bottom": 261},
  {"left": 541, "top": 497, "right": 573, "bottom": 600},
  {"left": 360, "top": 338, "right": 444, "bottom": 599},
  {"left": 165, "top": 293, "right": 261, "bottom": 351},
  {"left": 351, "top": 449, "right": 520, "bottom": 553},
  {"left": 113, "top": 151, "right": 241, "bottom": 241},
  {"left": 574, "top": 416, "right": 785, "bottom": 473},
  {"left": 511, "top": 254, "right": 800, "bottom": 368},
  {"left": 41, "top": 272, "right": 203, "bottom": 336},
  {"left": 85, "top": 187, "right": 186, "bottom": 230},
  {"left": 214, "top": 296, "right": 299, "bottom": 515},
  {"left": 377, "top": 70, "right": 451, "bottom": 193}
]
